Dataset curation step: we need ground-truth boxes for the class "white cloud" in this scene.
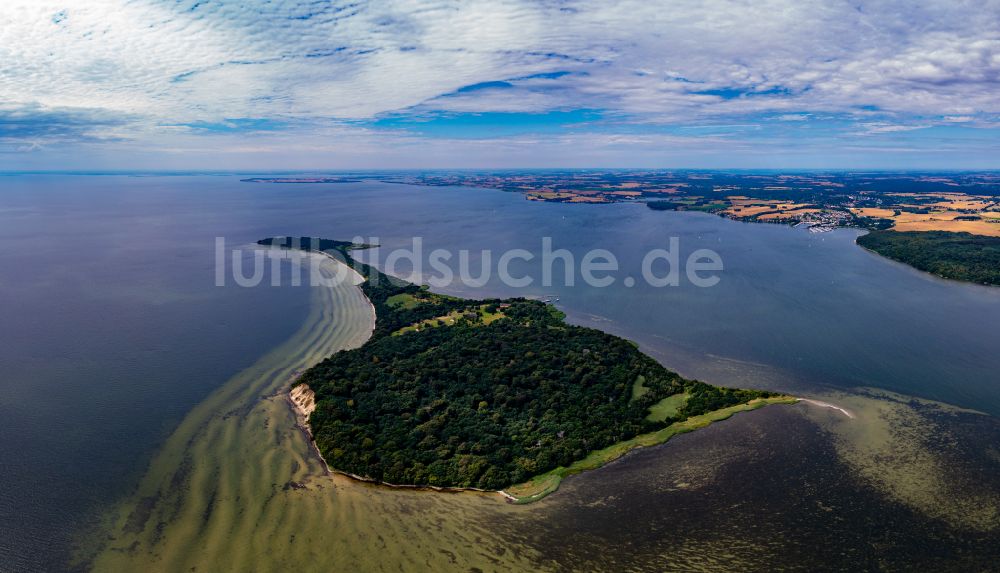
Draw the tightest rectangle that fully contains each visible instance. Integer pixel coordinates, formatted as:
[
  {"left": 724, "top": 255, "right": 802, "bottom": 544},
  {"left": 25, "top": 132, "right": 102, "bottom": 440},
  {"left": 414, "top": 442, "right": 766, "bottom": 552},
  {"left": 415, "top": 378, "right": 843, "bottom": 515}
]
[
  {"left": 1, "top": 0, "right": 999, "bottom": 166},
  {"left": 857, "top": 122, "right": 932, "bottom": 135},
  {"left": 776, "top": 114, "right": 811, "bottom": 122}
]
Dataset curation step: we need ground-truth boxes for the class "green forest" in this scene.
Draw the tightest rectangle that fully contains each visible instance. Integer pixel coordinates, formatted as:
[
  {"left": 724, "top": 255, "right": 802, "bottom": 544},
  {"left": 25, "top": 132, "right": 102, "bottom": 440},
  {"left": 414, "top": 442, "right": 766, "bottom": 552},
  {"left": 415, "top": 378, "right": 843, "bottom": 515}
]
[
  {"left": 260, "top": 237, "right": 775, "bottom": 490},
  {"left": 857, "top": 230, "right": 1000, "bottom": 286}
]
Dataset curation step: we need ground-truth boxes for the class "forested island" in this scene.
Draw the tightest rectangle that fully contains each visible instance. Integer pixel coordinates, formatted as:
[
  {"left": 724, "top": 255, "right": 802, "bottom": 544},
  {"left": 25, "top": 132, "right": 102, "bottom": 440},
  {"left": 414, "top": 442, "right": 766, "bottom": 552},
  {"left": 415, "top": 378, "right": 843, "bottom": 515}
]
[
  {"left": 260, "top": 237, "right": 792, "bottom": 501},
  {"left": 857, "top": 231, "right": 1000, "bottom": 286}
]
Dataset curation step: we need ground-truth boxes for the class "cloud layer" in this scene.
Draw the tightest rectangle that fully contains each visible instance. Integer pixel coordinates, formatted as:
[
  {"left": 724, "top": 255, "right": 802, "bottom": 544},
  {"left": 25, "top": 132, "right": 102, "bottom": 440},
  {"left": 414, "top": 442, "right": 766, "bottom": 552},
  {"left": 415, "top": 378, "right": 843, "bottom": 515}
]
[{"left": 2, "top": 0, "right": 999, "bottom": 168}]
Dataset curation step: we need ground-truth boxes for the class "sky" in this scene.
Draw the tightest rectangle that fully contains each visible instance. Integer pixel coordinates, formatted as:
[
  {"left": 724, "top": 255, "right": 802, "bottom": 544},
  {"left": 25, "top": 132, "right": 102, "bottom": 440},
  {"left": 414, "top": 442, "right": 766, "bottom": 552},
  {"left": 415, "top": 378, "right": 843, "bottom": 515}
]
[{"left": 2, "top": 0, "right": 999, "bottom": 170}]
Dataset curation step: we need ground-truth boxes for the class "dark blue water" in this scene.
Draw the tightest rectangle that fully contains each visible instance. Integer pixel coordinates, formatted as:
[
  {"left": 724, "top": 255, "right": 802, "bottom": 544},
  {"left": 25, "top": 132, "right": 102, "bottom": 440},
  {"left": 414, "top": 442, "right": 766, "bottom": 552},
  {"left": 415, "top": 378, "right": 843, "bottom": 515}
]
[
  {"left": 1, "top": 175, "right": 998, "bottom": 571},
  {"left": 0, "top": 175, "right": 317, "bottom": 571}
]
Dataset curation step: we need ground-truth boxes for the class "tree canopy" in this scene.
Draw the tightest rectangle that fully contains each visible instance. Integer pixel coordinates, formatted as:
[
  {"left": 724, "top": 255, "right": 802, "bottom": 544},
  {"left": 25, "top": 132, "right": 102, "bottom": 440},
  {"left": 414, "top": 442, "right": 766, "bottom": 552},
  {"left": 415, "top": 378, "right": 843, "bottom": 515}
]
[
  {"left": 857, "top": 230, "right": 1000, "bottom": 286},
  {"left": 263, "top": 237, "right": 775, "bottom": 489}
]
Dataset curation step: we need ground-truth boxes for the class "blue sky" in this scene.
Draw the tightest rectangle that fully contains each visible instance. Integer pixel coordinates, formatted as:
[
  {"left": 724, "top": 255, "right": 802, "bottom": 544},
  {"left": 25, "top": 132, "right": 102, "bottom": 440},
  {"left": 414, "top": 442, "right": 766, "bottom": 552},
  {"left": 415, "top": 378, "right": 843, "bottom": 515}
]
[{"left": 2, "top": 0, "right": 999, "bottom": 170}]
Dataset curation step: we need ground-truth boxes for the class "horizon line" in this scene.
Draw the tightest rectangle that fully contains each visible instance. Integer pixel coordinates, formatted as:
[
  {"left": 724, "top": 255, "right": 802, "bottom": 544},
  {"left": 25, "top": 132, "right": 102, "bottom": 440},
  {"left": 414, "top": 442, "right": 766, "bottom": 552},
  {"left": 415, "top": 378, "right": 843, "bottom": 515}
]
[{"left": 4, "top": 168, "right": 1000, "bottom": 175}]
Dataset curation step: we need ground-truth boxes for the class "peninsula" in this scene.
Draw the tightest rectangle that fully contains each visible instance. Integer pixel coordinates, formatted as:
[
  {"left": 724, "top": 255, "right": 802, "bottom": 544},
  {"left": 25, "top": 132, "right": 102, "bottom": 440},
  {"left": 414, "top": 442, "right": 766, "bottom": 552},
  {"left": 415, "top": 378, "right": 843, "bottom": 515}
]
[{"left": 260, "top": 237, "right": 794, "bottom": 502}]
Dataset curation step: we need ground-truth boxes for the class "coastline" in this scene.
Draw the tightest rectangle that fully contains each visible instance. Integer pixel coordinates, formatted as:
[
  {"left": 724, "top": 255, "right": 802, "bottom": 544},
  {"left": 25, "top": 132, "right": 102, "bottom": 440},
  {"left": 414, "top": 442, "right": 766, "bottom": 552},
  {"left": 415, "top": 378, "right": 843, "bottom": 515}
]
[
  {"left": 288, "top": 381, "right": 503, "bottom": 497},
  {"left": 797, "top": 397, "right": 854, "bottom": 418},
  {"left": 274, "top": 240, "right": 524, "bottom": 498},
  {"left": 285, "top": 280, "right": 802, "bottom": 505},
  {"left": 307, "top": 247, "right": 379, "bottom": 321},
  {"left": 281, "top": 248, "right": 500, "bottom": 495},
  {"left": 84, "top": 250, "right": 382, "bottom": 571},
  {"left": 501, "top": 395, "right": 800, "bottom": 504},
  {"left": 287, "top": 381, "right": 801, "bottom": 503},
  {"left": 288, "top": 383, "right": 332, "bottom": 476},
  {"left": 854, "top": 234, "right": 1000, "bottom": 288}
]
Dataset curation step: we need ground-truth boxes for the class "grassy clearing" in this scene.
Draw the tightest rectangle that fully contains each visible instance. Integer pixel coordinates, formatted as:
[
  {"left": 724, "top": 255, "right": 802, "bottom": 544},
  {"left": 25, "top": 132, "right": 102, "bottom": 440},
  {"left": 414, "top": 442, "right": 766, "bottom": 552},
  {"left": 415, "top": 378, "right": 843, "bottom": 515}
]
[
  {"left": 386, "top": 288, "right": 463, "bottom": 310},
  {"left": 502, "top": 396, "right": 798, "bottom": 504},
  {"left": 645, "top": 392, "right": 690, "bottom": 422},
  {"left": 631, "top": 375, "right": 649, "bottom": 400},
  {"left": 386, "top": 293, "right": 424, "bottom": 309},
  {"left": 632, "top": 377, "right": 688, "bottom": 421},
  {"left": 392, "top": 305, "right": 506, "bottom": 336}
]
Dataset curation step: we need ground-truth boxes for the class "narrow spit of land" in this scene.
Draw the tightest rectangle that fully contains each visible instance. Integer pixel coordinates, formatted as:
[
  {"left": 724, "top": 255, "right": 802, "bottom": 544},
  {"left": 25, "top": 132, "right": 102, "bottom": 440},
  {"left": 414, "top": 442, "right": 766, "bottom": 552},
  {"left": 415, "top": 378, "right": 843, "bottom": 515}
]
[{"left": 262, "top": 237, "right": 797, "bottom": 503}]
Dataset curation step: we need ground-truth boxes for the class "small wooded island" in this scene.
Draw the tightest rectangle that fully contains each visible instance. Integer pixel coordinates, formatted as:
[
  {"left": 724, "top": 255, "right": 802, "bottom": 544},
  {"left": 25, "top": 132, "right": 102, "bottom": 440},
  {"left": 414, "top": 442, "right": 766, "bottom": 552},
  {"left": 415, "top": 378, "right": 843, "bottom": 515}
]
[{"left": 260, "top": 237, "right": 795, "bottom": 502}]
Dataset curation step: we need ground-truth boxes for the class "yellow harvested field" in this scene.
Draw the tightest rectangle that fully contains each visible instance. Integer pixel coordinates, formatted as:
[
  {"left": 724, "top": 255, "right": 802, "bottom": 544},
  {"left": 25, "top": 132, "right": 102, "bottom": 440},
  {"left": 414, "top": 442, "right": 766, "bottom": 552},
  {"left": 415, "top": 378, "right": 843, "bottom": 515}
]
[
  {"left": 893, "top": 219, "right": 1000, "bottom": 237},
  {"left": 851, "top": 207, "right": 896, "bottom": 218},
  {"left": 724, "top": 205, "right": 777, "bottom": 217},
  {"left": 886, "top": 192, "right": 992, "bottom": 203},
  {"left": 758, "top": 208, "right": 821, "bottom": 220},
  {"left": 893, "top": 210, "right": 965, "bottom": 223},
  {"left": 847, "top": 198, "right": 1000, "bottom": 235},
  {"left": 526, "top": 192, "right": 575, "bottom": 201},
  {"left": 885, "top": 192, "right": 937, "bottom": 198},
  {"left": 730, "top": 198, "right": 782, "bottom": 206},
  {"left": 935, "top": 192, "right": 987, "bottom": 200},
  {"left": 929, "top": 200, "right": 994, "bottom": 211},
  {"left": 723, "top": 199, "right": 815, "bottom": 218},
  {"left": 774, "top": 202, "right": 812, "bottom": 211}
]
